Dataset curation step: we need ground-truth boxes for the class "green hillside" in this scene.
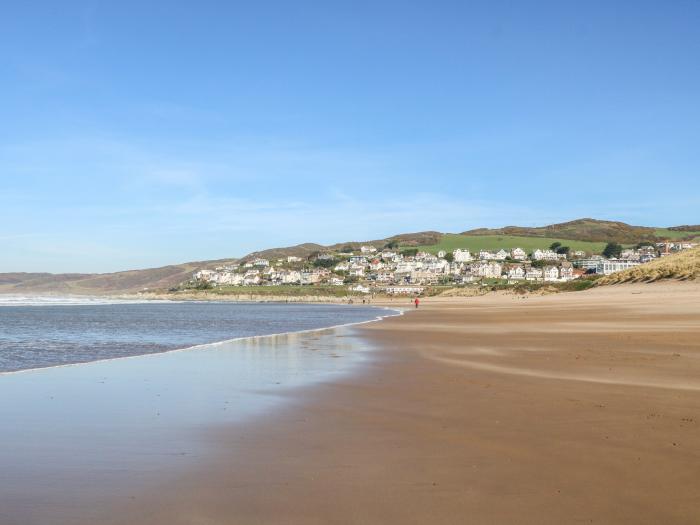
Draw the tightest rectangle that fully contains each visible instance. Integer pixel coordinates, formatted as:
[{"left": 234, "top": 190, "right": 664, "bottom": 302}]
[
  {"left": 462, "top": 218, "right": 657, "bottom": 244},
  {"left": 654, "top": 228, "right": 700, "bottom": 240},
  {"left": 417, "top": 234, "right": 607, "bottom": 255}
]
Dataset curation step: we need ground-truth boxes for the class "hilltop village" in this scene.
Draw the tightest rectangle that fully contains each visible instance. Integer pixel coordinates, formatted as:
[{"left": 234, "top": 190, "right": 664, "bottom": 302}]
[{"left": 191, "top": 240, "right": 697, "bottom": 295}]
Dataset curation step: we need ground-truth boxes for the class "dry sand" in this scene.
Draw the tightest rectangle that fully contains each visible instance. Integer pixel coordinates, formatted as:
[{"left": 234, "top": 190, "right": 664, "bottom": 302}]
[{"left": 109, "top": 282, "right": 700, "bottom": 524}]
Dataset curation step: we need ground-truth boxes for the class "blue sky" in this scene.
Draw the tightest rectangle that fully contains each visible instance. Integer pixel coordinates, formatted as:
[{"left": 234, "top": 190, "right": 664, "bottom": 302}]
[{"left": 1, "top": 1, "right": 699, "bottom": 273}]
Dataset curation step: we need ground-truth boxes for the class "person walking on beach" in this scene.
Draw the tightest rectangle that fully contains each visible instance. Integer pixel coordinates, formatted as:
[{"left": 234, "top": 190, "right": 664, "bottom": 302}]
[{"left": 414, "top": 297, "right": 420, "bottom": 309}]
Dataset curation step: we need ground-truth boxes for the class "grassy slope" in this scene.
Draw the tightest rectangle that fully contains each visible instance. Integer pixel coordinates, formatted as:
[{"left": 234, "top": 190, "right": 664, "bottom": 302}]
[
  {"left": 654, "top": 228, "right": 700, "bottom": 240},
  {"left": 597, "top": 247, "right": 700, "bottom": 284},
  {"left": 417, "top": 234, "right": 607, "bottom": 255},
  {"left": 462, "top": 218, "right": 658, "bottom": 244},
  {"left": 242, "top": 232, "right": 443, "bottom": 262}
]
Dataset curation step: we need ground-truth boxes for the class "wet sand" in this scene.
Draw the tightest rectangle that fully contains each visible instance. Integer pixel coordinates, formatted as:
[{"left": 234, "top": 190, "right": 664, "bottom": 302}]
[{"left": 99, "top": 282, "right": 700, "bottom": 524}]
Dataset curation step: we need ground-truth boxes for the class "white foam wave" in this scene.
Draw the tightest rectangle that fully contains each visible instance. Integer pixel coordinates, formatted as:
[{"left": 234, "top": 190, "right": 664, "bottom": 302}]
[{"left": 0, "top": 295, "right": 179, "bottom": 307}]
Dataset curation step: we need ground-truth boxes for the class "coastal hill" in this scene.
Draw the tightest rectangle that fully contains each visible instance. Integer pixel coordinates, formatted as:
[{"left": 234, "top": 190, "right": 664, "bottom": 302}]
[
  {"left": 241, "top": 231, "right": 442, "bottom": 262},
  {"left": 463, "top": 218, "right": 659, "bottom": 244},
  {"left": 0, "top": 260, "right": 237, "bottom": 295},
  {"left": 1, "top": 219, "right": 698, "bottom": 295},
  {"left": 597, "top": 246, "right": 700, "bottom": 284}
]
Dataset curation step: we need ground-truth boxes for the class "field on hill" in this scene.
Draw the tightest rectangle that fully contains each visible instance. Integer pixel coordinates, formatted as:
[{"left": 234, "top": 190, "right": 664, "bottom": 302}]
[
  {"left": 654, "top": 228, "right": 700, "bottom": 240},
  {"left": 417, "top": 234, "right": 607, "bottom": 255},
  {"left": 462, "top": 218, "right": 658, "bottom": 244}
]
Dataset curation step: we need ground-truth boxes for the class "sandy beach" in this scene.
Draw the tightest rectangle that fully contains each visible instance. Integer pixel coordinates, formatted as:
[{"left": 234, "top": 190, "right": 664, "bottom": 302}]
[{"left": 77, "top": 281, "right": 696, "bottom": 525}]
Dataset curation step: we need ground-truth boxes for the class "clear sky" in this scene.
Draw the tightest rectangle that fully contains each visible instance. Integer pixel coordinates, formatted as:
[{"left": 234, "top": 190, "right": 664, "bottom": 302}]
[{"left": 1, "top": 1, "right": 699, "bottom": 273}]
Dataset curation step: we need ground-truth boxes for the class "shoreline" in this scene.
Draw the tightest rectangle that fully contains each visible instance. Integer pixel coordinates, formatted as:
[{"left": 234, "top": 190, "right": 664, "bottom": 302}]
[
  {"left": 0, "top": 304, "right": 403, "bottom": 377},
  {"left": 0, "top": 314, "right": 395, "bottom": 525},
  {"left": 107, "top": 281, "right": 700, "bottom": 524}
]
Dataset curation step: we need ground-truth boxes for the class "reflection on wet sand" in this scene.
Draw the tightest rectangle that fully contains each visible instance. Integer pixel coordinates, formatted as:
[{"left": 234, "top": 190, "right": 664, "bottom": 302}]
[{"left": 0, "top": 326, "right": 376, "bottom": 525}]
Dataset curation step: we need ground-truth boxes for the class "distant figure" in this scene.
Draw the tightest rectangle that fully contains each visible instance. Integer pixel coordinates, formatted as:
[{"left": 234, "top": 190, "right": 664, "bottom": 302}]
[{"left": 414, "top": 297, "right": 420, "bottom": 309}]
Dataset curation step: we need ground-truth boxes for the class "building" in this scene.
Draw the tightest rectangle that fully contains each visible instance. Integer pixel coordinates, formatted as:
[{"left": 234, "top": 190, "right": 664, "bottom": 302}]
[
  {"left": 243, "top": 273, "right": 260, "bottom": 285},
  {"left": 511, "top": 247, "right": 528, "bottom": 261},
  {"left": 596, "top": 259, "right": 641, "bottom": 275},
  {"left": 193, "top": 269, "right": 217, "bottom": 282},
  {"left": 525, "top": 268, "right": 544, "bottom": 281},
  {"left": 532, "top": 249, "right": 559, "bottom": 261},
  {"left": 472, "top": 262, "right": 503, "bottom": 278},
  {"left": 543, "top": 266, "right": 560, "bottom": 282},
  {"left": 453, "top": 249, "right": 473, "bottom": 262},
  {"left": 384, "top": 285, "right": 424, "bottom": 295},
  {"left": 574, "top": 256, "right": 604, "bottom": 271},
  {"left": 559, "top": 262, "right": 575, "bottom": 281},
  {"left": 348, "top": 267, "right": 365, "bottom": 277},
  {"left": 279, "top": 270, "right": 301, "bottom": 284},
  {"left": 507, "top": 266, "right": 526, "bottom": 281}
]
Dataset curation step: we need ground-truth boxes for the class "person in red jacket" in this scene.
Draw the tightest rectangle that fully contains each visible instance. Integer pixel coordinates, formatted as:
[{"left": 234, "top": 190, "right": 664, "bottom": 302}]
[{"left": 414, "top": 297, "right": 420, "bottom": 309}]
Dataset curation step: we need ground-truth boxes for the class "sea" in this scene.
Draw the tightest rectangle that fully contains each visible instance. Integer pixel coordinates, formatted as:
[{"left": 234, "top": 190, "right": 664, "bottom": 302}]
[
  {"left": 0, "top": 296, "right": 399, "bottom": 524},
  {"left": 0, "top": 296, "right": 388, "bottom": 373}
]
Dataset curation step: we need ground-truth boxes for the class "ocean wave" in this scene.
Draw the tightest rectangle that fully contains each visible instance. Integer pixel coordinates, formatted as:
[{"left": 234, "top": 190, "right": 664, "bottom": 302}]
[{"left": 0, "top": 295, "right": 178, "bottom": 307}]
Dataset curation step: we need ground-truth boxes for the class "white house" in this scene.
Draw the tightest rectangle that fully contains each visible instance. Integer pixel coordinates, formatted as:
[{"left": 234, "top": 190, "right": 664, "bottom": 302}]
[
  {"left": 479, "top": 250, "right": 496, "bottom": 260},
  {"left": 472, "top": 262, "right": 503, "bottom": 278},
  {"left": 329, "top": 276, "right": 344, "bottom": 286},
  {"left": 453, "top": 249, "right": 473, "bottom": 262},
  {"left": 193, "top": 269, "right": 217, "bottom": 282},
  {"left": 243, "top": 273, "right": 261, "bottom": 285},
  {"left": 543, "top": 266, "right": 560, "bottom": 282},
  {"left": 559, "top": 263, "right": 574, "bottom": 281},
  {"left": 525, "top": 268, "right": 544, "bottom": 281},
  {"left": 350, "top": 284, "right": 371, "bottom": 293},
  {"left": 218, "top": 272, "right": 244, "bottom": 285},
  {"left": 360, "top": 245, "right": 377, "bottom": 254},
  {"left": 252, "top": 258, "right": 270, "bottom": 267},
  {"left": 511, "top": 247, "right": 528, "bottom": 261},
  {"left": 286, "top": 256, "right": 302, "bottom": 263},
  {"left": 495, "top": 249, "right": 509, "bottom": 261},
  {"left": 532, "top": 249, "right": 559, "bottom": 261},
  {"left": 374, "top": 271, "right": 394, "bottom": 283},
  {"left": 507, "top": 266, "right": 526, "bottom": 281},
  {"left": 348, "top": 267, "right": 365, "bottom": 278},
  {"left": 454, "top": 274, "right": 476, "bottom": 284}
]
